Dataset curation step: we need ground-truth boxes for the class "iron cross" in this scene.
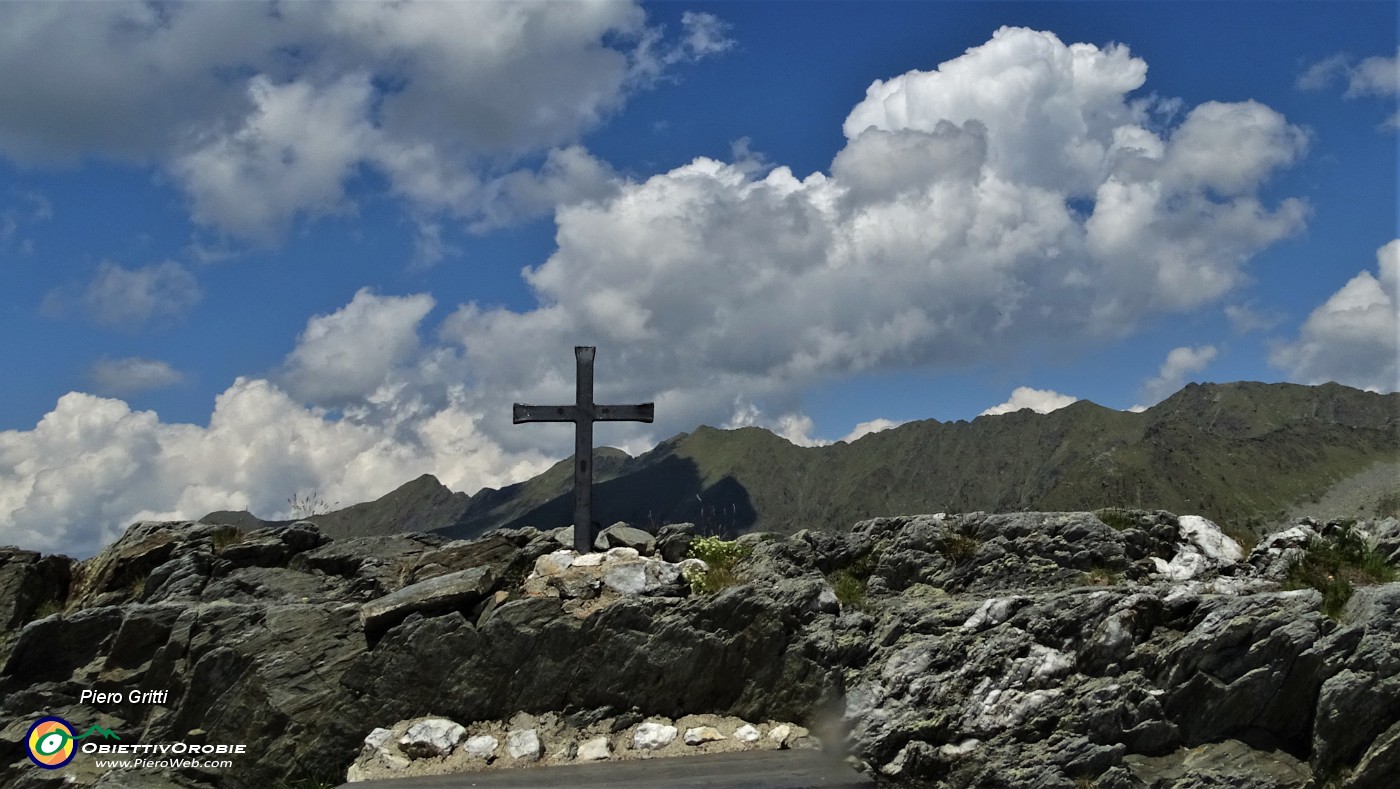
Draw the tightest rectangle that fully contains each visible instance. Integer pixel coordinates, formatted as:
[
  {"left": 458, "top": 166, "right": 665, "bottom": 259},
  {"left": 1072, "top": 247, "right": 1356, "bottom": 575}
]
[{"left": 513, "top": 346, "right": 654, "bottom": 552}]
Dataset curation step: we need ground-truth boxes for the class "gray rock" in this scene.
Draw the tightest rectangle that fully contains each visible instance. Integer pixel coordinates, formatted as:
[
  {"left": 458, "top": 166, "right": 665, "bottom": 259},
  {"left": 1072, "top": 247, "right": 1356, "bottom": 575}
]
[
  {"left": 577, "top": 735, "right": 612, "bottom": 760},
  {"left": 505, "top": 728, "right": 542, "bottom": 760},
  {"left": 595, "top": 523, "right": 657, "bottom": 555},
  {"left": 684, "top": 725, "right": 726, "bottom": 745},
  {"left": 398, "top": 717, "right": 466, "bottom": 759},
  {"left": 1312, "top": 583, "right": 1400, "bottom": 772},
  {"left": 0, "top": 548, "right": 73, "bottom": 630},
  {"left": 1247, "top": 523, "right": 1320, "bottom": 580},
  {"left": 1348, "top": 718, "right": 1400, "bottom": 789},
  {"left": 463, "top": 734, "right": 498, "bottom": 760},
  {"left": 1123, "top": 739, "right": 1312, "bottom": 788},
  {"left": 6, "top": 511, "right": 1400, "bottom": 789},
  {"left": 360, "top": 565, "right": 495, "bottom": 637},
  {"left": 632, "top": 721, "right": 677, "bottom": 750}
]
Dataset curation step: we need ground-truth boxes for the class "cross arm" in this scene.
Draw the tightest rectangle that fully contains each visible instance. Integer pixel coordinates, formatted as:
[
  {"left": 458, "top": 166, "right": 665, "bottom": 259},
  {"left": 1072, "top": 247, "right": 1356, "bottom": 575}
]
[
  {"left": 513, "top": 404, "right": 582, "bottom": 423},
  {"left": 594, "top": 403, "right": 655, "bottom": 423}
]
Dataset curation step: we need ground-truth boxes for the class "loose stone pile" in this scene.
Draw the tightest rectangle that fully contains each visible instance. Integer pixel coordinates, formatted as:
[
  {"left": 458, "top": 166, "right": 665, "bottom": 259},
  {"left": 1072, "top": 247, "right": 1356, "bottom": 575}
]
[
  {"left": 345, "top": 711, "right": 815, "bottom": 782},
  {"left": 521, "top": 545, "right": 708, "bottom": 617}
]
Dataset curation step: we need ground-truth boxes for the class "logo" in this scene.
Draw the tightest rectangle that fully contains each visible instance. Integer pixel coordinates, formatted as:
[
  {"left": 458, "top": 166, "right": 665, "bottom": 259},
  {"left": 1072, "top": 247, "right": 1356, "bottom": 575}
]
[{"left": 25, "top": 717, "right": 119, "bottom": 769}]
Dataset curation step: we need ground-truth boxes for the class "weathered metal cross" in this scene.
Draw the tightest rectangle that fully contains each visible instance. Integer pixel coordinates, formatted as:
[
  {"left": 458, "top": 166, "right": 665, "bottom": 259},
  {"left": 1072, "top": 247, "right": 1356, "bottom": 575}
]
[{"left": 513, "top": 346, "right": 654, "bottom": 552}]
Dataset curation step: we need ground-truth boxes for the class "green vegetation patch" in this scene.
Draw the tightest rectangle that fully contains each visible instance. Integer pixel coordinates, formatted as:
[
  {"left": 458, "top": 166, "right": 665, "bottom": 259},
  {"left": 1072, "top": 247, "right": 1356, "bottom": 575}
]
[
  {"left": 829, "top": 570, "right": 867, "bottom": 610},
  {"left": 823, "top": 548, "right": 881, "bottom": 611},
  {"left": 1083, "top": 568, "right": 1121, "bottom": 586},
  {"left": 1094, "top": 508, "right": 1137, "bottom": 531},
  {"left": 685, "top": 536, "right": 753, "bottom": 594},
  {"left": 1284, "top": 523, "right": 1396, "bottom": 620}
]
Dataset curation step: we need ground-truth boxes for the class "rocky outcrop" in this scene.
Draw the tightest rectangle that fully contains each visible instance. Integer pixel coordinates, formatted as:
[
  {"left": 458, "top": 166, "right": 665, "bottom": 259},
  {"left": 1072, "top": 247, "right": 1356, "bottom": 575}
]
[{"left": 0, "top": 511, "right": 1396, "bottom": 789}]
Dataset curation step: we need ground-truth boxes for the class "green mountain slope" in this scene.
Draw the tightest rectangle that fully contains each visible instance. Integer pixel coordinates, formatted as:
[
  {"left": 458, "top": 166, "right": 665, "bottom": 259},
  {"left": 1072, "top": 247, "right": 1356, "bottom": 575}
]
[{"left": 439, "top": 381, "right": 1399, "bottom": 540}]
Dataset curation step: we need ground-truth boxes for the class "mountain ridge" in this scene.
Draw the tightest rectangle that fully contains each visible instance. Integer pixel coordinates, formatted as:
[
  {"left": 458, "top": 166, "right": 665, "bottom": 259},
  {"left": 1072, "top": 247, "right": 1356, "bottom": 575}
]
[
  {"left": 202, "top": 381, "right": 1398, "bottom": 542},
  {"left": 437, "top": 380, "right": 1397, "bottom": 540}
]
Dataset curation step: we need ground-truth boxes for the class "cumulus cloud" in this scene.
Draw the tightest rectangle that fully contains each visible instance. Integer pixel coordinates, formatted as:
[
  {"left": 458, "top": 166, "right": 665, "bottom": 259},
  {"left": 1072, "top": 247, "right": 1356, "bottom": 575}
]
[
  {"left": 280, "top": 288, "right": 437, "bottom": 406},
  {"left": 0, "top": 26, "right": 1317, "bottom": 556},
  {"left": 89, "top": 357, "right": 186, "bottom": 396},
  {"left": 1270, "top": 240, "right": 1399, "bottom": 393},
  {"left": 979, "top": 387, "right": 1080, "bottom": 417},
  {"left": 444, "top": 27, "right": 1305, "bottom": 428},
  {"left": 0, "top": 378, "right": 553, "bottom": 558},
  {"left": 724, "top": 406, "right": 905, "bottom": 445},
  {"left": 724, "top": 402, "right": 827, "bottom": 447},
  {"left": 840, "top": 418, "right": 904, "bottom": 443},
  {"left": 1138, "top": 345, "right": 1218, "bottom": 407},
  {"left": 0, "top": 1, "right": 729, "bottom": 241},
  {"left": 41, "top": 260, "right": 202, "bottom": 329},
  {"left": 171, "top": 74, "right": 375, "bottom": 241}
]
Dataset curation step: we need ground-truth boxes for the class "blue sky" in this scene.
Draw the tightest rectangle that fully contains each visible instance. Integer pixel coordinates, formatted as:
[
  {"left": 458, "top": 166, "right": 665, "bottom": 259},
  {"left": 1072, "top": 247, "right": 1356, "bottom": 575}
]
[{"left": 0, "top": 1, "right": 1396, "bottom": 557}]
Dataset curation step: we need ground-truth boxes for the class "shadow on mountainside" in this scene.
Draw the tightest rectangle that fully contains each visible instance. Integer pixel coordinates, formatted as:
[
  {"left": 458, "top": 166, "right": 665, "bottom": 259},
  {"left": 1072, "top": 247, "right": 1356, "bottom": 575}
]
[{"left": 497, "top": 455, "right": 759, "bottom": 539}]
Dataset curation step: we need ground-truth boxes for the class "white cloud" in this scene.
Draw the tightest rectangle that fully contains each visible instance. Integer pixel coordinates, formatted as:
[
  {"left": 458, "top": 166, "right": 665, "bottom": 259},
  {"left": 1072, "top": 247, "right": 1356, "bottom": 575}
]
[
  {"left": 1297, "top": 54, "right": 1350, "bottom": 92},
  {"left": 42, "top": 260, "right": 201, "bottom": 329},
  {"left": 680, "top": 11, "right": 735, "bottom": 58},
  {"left": 89, "top": 358, "right": 185, "bottom": 396},
  {"left": 465, "top": 146, "right": 621, "bottom": 233},
  {"left": 172, "top": 74, "right": 375, "bottom": 242},
  {"left": 442, "top": 27, "right": 1305, "bottom": 431},
  {"left": 724, "top": 401, "right": 828, "bottom": 447},
  {"left": 979, "top": 387, "right": 1079, "bottom": 417},
  {"left": 840, "top": 418, "right": 904, "bottom": 443},
  {"left": 1298, "top": 49, "right": 1399, "bottom": 96},
  {"left": 0, "top": 378, "right": 553, "bottom": 558},
  {"left": 1298, "top": 48, "right": 1400, "bottom": 131},
  {"left": 1225, "top": 302, "right": 1283, "bottom": 333},
  {"left": 1140, "top": 345, "right": 1218, "bottom": 405},
  {"left": 1346, "top": 50, "right": 1400, "bottom": 97},
  {"left": 0, "top": 27, "right": 1319, "bottom": 557},
  {"left": 629, "top": 9, "right": 735, "bottom": 85},
  {"left": 1270, "top": 240, "right": 1399, "bottom": 393},
  {"left": 0, "top": 1, "right": 730, "bottom": 242},
  {"left": 280, "top": 288, "right": 436, "bottom": 406}
]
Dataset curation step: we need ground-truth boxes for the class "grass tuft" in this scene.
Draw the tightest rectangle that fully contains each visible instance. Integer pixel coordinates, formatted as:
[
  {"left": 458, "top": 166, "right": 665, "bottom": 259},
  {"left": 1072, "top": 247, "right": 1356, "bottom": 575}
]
[
  {"left": 943, "top": 534, "right": 980, "bottom": 562},
  {"left": 287, "top": 490, "right": 338, "bottom": 520},
  {"left": 1284, "top": 523, "right": 1395, "bottom": 620},
  {"left": 829, "top": 570, "right": 867, "bottom": 610},
  {"left": 31, "top": 598, "right": 65, "bottom": 620},
  {"left": 210, "top": 526, "right": 247, "bottom": 550},
  {"left": 127, "top": 572, "right": 148, "bottom": 601}
]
